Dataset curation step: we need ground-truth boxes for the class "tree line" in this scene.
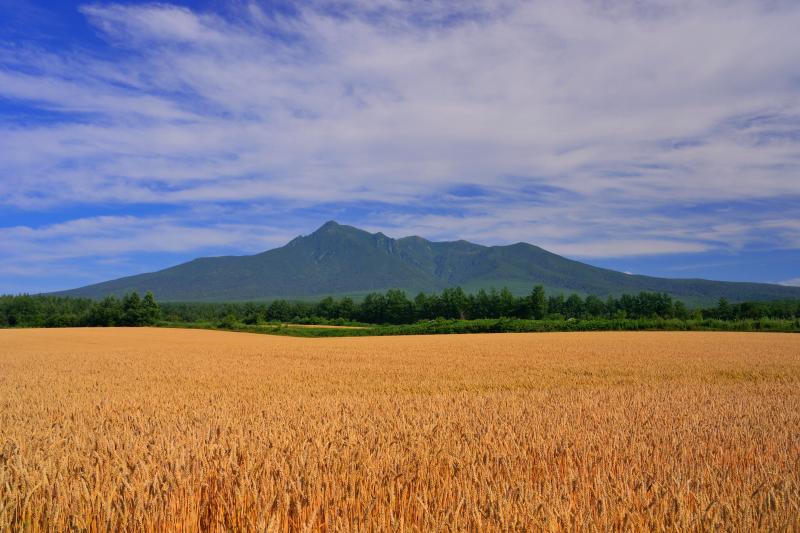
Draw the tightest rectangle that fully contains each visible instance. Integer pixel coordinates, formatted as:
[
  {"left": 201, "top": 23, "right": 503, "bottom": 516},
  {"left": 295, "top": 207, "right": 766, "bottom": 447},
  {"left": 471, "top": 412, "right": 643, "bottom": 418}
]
[
  {"left": 0, "top": 292, "right": 160, "bottom": 328},
  {"left": 2, "top": 288, "right": 800, "bottom": 329},
  {"left": 160, "top": 288, "right": 800, "bottom": 326}
]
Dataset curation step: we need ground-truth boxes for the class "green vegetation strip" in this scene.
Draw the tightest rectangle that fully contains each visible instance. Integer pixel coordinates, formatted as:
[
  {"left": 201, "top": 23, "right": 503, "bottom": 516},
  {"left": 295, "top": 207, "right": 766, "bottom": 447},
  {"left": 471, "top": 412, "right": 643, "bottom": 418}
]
[
  {"left": 3, "top": 289, "right": 800, "bottom": 335},
  {"left": 158, "top": 317, "right": 800, "bottom": 337}
]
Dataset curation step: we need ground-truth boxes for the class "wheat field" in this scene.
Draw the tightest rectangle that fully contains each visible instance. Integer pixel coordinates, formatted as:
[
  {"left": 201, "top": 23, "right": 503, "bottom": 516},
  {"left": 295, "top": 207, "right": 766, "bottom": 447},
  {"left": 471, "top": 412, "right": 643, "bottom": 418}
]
[{"left": 0, "top": 328, "right": 798, "bottom": 531}]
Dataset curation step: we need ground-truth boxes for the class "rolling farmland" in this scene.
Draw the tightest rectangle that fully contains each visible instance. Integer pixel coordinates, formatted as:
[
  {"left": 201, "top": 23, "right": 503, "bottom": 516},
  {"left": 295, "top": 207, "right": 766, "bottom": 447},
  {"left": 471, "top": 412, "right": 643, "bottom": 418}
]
[{"left": 1, "top": 329, "right": 799, "bottom": 531}]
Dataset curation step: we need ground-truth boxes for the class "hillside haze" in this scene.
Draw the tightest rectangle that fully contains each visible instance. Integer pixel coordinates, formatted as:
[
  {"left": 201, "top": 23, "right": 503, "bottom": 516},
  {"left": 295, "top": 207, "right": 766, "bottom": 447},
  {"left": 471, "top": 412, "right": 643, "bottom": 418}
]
[{"left": 54, "top": 221, "right": 800, "bottom": 303}]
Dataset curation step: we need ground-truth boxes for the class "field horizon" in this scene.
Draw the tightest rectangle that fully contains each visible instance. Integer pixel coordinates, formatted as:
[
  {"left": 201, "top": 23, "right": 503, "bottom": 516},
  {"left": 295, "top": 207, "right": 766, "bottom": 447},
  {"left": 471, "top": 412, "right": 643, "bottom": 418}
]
[{"left": 1, "top": 328, "right": 798, "bottom": 530}]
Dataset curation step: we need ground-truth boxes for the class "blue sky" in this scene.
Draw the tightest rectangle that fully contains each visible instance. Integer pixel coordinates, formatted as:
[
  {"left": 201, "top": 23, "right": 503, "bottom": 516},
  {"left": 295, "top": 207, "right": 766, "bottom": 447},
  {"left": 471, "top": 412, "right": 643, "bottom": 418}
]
[{"left": 1, "top": 0, "right": 799, "bottom": 294}]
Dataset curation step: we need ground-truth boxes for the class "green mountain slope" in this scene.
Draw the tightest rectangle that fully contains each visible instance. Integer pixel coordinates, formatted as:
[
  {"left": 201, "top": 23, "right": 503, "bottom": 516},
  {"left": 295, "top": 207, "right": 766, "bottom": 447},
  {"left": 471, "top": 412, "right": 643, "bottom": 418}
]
[{"left": 53, "top": 221, "right": 800, "bottom": 304}]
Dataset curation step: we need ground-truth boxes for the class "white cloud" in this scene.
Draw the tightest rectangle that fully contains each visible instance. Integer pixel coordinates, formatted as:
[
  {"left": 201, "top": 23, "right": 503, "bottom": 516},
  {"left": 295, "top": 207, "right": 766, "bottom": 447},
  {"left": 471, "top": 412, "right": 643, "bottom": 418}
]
[
  {"left": 1, "top": 0, "right": 800, "bottom": 287},
  {"left": 543, "top": 239, "right": 710, "bottom": 258},
  {"left": 780, "top": 278, "right": 800, "bottom": 287},
  {"left": 0, "top": 216, "right": 294, "bottom": 267}
]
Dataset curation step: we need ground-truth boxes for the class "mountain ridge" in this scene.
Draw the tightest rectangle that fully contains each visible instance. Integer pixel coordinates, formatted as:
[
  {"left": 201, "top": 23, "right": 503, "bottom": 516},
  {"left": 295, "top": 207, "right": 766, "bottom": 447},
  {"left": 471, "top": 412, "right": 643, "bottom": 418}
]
[{"left": 52, "top": 221, "right": 800, "bottom": 304}]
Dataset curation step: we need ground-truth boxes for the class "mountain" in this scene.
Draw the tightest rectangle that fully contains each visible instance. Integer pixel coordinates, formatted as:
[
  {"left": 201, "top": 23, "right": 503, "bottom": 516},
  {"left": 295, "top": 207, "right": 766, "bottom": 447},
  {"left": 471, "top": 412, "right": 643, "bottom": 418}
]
[{"left": 53, "top": 221, "right": 800, "bottom": 304}]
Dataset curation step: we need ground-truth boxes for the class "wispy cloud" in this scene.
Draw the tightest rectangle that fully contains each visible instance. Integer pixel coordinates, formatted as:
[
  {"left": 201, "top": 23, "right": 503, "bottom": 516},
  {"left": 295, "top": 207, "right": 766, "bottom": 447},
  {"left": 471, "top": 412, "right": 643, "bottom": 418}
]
[
  {"left": 0, "top": 215, "right": 299, "bottom": 264},
  {"left": 0, "top": 214, "right": 300, "bottom": 291},
  {"left": 1, "top": 0, "right": 799, "bottom": 291}
]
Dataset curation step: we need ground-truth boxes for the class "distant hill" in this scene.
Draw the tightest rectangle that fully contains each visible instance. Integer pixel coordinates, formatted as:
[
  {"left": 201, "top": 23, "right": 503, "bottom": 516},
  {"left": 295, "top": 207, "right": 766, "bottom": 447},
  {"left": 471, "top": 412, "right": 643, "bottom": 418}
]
[{"left": 53, "top": 221, "right": 800, "bottom": 304}]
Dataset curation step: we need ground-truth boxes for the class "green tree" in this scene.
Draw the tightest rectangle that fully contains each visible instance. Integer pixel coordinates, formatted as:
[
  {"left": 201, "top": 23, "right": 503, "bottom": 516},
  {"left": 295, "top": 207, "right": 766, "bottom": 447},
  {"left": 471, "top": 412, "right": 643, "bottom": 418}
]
[
  {"left": 87, "top": 295, "right": 122, "bottom": 326},
  {"left": 267, "top": 300, "right": 292, "bottom": 322},
  {"left": 547, "top": 294, "right": 565, "bottom": 317},
  {"left": 530, "top": 285, "right": 547, "bottom": 319},
  {"left": 337, "top": 297, "right": 356, "bottom": 320},
  {"left": 3, "top": 295, "right": 38, "bottom": 327},
  {"left": 142, "top": 291, "right": 161, "bottom": 325},
  {"left": 498, "top": 287, "right": 516, "bottom": 317},
  {"left": 415, "top": 292, "right": 438, "bottom": 320},
  {"left": 315, "top": 297, "right": 337, "bottom": 319},
  {"left": 717, "top": 297, "right": 733, "bottom": 320},
  {"left": 470, "top": 289, "right": 490, "bottom": 319},
  {"left": 360, "top": 292, "right": 387, "bottom": 323},
  {"left": 605, "top": 296, "right": 617, "bottom": 318},
  {"left": 673, "top": 300, "right": 689, "bottom": 320},
  {"left": 441, "top": 287, "right": 469, "bottom": 319},
  {"left": 564, "top": 294, "right": 585, "bottom": 319},
  {"left": 584, "top": 295, "right": 605, "bottom": 318},
  {"left": 121, "top": 291, "right": 145, "bottom": 326},
  {"left": 385, "top": 289, "right": 413, "bottom": 324}
]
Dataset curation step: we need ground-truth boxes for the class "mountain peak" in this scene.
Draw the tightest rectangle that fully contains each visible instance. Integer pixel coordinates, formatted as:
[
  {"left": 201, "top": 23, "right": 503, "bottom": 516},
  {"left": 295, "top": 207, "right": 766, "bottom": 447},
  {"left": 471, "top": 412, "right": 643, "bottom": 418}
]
[
  {"left": 315, "top": 220, "right": 341, "bottom": 232},
  {"left": 308, "top": 220, "right": 378, "bottom": 242}
]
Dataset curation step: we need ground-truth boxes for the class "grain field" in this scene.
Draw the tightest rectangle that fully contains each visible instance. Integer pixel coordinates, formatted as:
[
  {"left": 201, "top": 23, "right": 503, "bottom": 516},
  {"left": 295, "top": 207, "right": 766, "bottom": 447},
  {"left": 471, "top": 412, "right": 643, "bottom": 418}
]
[{"left": 1, "top": 328, "right": 799, "bottom": 531}]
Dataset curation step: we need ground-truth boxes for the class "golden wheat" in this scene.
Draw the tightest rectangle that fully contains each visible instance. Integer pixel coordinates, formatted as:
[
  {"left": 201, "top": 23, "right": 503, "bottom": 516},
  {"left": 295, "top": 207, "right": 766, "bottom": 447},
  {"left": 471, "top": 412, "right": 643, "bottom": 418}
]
[{"left": 1, "top": 328, "right": 798, "bottom": 531}]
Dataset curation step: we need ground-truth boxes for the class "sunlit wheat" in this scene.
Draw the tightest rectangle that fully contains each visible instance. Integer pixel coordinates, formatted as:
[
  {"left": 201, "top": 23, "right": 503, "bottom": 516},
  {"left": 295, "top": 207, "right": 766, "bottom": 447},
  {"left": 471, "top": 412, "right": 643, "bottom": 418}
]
[{"left": 1, "top": 329, "right": 798, "bottom": 531}]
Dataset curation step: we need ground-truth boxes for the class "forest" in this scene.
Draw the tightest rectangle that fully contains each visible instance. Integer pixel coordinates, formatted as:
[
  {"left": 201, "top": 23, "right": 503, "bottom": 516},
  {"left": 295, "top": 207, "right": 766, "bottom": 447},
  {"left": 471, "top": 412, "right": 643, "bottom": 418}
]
[
  {"left": 2, "top": 286, "right": 800, "bottom": 329},
  {"left": 0, "top": 291, "right": 161, "bottom": 328}
]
